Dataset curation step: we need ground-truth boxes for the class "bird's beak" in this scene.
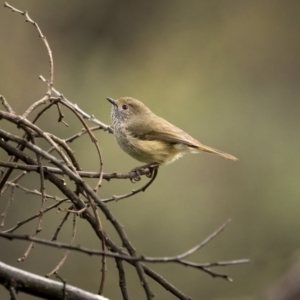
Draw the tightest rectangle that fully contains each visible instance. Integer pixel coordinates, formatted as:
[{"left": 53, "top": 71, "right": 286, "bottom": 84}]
[{"left": 106, "top": 97, "right": 117, "bottom": 106}]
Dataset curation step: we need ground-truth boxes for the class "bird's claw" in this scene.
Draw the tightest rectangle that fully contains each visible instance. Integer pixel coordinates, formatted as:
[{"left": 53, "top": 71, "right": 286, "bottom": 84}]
[
  {"left": 130, "top": 164, "right": 159, "bottom": 182},
  {"left": 146, "top": 169, "right": 153, "bottom": 178},
  {"left": 130, "top": 167, "right": 142, "bottom": 183},
  {"left": 130, "top": 173, "right": 141, "bottom": 183}
]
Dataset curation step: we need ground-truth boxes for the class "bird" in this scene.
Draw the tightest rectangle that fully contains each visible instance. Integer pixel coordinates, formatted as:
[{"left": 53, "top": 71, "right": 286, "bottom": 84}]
[{"left": 106, "top": 97, "right": 237, "bottom": 167}]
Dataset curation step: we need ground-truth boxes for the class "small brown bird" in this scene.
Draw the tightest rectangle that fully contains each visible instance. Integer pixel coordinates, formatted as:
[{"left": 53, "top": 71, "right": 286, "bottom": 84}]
[{"left": 107, "top": 97, "right": 237, "bottom": 165}]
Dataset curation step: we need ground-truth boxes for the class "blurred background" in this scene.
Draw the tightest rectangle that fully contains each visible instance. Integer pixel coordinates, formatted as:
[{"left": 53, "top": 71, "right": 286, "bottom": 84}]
[{"left": 1, "top": 0, "right": 300, "bottom": 299}]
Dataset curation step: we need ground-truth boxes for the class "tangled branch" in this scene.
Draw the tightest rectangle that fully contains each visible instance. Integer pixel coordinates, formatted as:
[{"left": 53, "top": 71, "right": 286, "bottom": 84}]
[{"left": 0, "top": 3, "right": 249, "bottom": 300}]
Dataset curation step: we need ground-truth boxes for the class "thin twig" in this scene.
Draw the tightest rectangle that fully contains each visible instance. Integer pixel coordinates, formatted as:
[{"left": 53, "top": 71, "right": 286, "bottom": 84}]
[
  {"left": 4, "top": 2, "right": 54, "bottom": 94},
  {"left": 3, "top": 199, "right": 68, "bottom": 234},
  {"left": 8, "top": 285, "right": 19, "bottom": 300},
  {"left": 6, "top": 182, "right": 65, "bottom": 202},
  {"left": 177, "top": 219, "right": 231, "bottom": 260},
  {"left": 51, "top": 210, "right": 71, "bottom": 241},
  {"left": 46, "top": 212, "right": 77, "bottom": 277},
  {"left": 64, "top": 126, "right": 106, "bottom": 143},
  {"left": 36, "top": 140, "right": 47, "bottom": 234},
  {"left": 55, "top": 103, "right": 69, "bottom": 127},
  {"left": 54, "top": 274, "right": 67, "bottom": 300},
  {"left": 0, "top": 184, "right": 15, "bottom": 227},
  {"left": 17, "top": 241, "right": 35, "bottom": 262},
  {"left": 0, "top": 95, "right": 15, "bottom": 113},
  {"left": 0, "top": 231, "right": 249, "bottom": 274},
  {"left": 58, "top": 206, "right": 88, "bottom": 215},
  {"left": 102, "top": 168, "right": 158, "bottom": 203},
  {"left": 0, "top": 170, "right": 27, "bottom": 196},
  {"left": 22, "top": 96, "right": 49, "bottom": 119}
]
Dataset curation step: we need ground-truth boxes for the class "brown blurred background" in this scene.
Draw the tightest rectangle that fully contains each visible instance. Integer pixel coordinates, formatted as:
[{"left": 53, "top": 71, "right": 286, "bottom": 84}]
[{"left": 1, "top": 1, "right": 300, "bottom": 299}]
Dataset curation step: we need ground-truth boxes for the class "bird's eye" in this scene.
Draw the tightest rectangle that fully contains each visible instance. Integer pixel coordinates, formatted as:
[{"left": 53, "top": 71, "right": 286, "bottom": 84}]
[{"left": 122, "top": 104, "right": 128, "bottom": 110}]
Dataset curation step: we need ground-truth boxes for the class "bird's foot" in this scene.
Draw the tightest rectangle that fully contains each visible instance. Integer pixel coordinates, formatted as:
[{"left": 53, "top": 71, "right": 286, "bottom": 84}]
[{"left": 130, "top": 163, "right": 159, "bottom": 183}]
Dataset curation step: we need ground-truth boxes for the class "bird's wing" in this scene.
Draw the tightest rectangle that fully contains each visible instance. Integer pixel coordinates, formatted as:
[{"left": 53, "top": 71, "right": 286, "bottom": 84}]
[
  {"left": 127, "top": 115, "right": 238, "bottom": 161},
  {"left": 128, "top": 115, "right": 200, "bottom": 148}
]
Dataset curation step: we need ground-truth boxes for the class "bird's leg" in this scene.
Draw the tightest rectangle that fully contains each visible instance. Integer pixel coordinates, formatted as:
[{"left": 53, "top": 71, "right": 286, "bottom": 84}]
[{"left": 130, "top": 163, "right": 159, "bottom": 183}]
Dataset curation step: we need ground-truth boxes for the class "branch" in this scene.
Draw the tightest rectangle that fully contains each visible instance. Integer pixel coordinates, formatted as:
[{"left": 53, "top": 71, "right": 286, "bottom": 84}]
[
  {"left": 0, "top": 261, "right": 109, "bottom": 300},
  {"left": 0, "top": 127, "right": 246, "bottom": 298},
  {"left": 39, "top": 76, "right": 113, "bottom": 133},
  {"left": 0, "top": 160, "right": 154, "bottom": 181},
  {"left": 0, "top": 130, "right": 158, "bottom": 298},
  {"left": 0, "top": 224, "right": 249, "bottom": 280}
]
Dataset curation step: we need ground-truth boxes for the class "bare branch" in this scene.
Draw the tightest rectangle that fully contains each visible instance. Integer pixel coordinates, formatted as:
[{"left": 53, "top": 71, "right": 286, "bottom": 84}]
[
  {"left": 39, "top": 76, "right": 113, "bottom": 133},
  {"left": 0, "top": 160, "right": 155, "bottom": 181},
  {"left": 0, "top": 261, "right": 109, "bottom": 300},
  {"left": 0, "top": 230, "right": 249, "bottom": 273},
  {"left": 115, "top": 259, "right": 129, "bottom": 300}
]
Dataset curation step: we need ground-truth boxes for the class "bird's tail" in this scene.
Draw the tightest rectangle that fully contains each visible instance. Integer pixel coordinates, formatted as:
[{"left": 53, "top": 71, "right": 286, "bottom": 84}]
[{"left": 197, "top": 143, "right": 238, "bottom": 161}]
